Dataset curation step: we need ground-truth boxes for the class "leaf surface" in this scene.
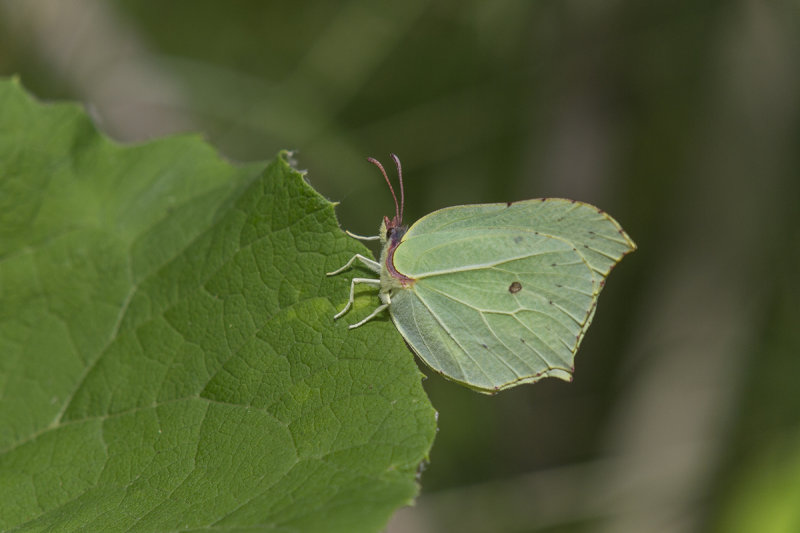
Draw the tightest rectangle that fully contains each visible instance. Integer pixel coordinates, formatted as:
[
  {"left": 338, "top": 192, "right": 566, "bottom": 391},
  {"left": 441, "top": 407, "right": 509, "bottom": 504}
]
[{"left": 0, "top": 78, "right": 435, "bottom": 532}]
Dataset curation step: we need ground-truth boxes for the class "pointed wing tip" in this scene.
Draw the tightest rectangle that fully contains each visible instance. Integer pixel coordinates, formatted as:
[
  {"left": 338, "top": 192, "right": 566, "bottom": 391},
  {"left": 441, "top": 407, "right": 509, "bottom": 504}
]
[{"left": 622, "top": 232, "right": 638, "bottom": 253}]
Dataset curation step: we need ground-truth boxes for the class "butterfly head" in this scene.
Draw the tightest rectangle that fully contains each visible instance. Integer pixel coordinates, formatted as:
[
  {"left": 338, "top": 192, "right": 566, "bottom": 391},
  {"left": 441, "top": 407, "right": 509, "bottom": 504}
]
[
  {"left": 382, "top": 215, "right": 407, "bottom": 245},
  {"left": 368, "top": 154, "right": 406, "bottom": 245}
]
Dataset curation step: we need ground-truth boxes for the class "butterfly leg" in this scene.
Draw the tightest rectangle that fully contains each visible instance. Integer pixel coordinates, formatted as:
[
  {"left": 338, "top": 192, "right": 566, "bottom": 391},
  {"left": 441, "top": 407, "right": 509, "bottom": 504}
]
[
  {"left": 333, "top": 277, "right": 381, "bottom": 320},
  {"left": 327, "top": 254, "right": 381, "bottom": 276},
  {"left": 345, "top": 230, "right": 380, "bottom": 241},
  {"left": 348, "top": 303, "right": 389, "bottom": 329}
]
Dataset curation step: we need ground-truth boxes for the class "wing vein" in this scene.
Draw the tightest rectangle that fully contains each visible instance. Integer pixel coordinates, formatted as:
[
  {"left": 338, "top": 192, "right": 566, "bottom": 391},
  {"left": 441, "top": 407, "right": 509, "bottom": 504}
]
[
  {"left": 474, "top": 312, "right": 529, "bottom": 377},
  {"left": 588, "top": 231, "right": 633, "bottom": 247},
  {"left": 411, "top": 288, "right": 497, "bottom": 385},
  {"left": 414, "top": 249, "right": 567, "bottom": 279},
  {"left": 478, "top": 311, "right": 548, "bottom": 376},
  {"left": 423, "top": 284, "right": 564, "bottom": 372}
]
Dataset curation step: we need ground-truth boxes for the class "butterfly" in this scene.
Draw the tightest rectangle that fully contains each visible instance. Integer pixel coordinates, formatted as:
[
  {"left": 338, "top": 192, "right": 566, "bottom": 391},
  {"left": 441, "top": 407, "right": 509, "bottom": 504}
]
[{"left": 328, "top": 154, "right": 635, "bottom": 393}]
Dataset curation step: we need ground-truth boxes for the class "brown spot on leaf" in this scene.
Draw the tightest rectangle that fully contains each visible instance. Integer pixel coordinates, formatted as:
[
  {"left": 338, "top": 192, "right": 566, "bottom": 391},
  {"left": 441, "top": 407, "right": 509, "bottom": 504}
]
[{"left": 509, "top": 281, "right": 522, "bottom": 293}]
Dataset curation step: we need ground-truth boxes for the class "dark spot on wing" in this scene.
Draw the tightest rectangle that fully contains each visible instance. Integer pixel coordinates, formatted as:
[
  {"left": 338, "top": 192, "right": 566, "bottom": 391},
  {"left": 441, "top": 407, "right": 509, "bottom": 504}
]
[{"left": 509, "top": 281, "right": 522, "bottom": 293}]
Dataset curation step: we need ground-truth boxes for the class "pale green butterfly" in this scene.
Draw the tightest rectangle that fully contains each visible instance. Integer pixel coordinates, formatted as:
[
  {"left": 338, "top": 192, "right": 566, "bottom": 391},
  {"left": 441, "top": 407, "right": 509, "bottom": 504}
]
[{"left": 329, "top": 154, "right": 636, "bottom": 394}]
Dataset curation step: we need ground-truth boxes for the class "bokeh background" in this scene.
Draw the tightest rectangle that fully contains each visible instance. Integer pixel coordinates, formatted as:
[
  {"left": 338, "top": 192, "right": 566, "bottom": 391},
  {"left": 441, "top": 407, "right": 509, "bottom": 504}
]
[{"left": 2, "top": 1, "right": 799, "bottom": 532}]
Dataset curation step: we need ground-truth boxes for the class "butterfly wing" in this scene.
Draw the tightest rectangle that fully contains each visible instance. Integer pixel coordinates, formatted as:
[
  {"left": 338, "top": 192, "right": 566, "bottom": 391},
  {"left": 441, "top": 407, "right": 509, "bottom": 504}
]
[
  {"left": 402, "top": 198, "right": 635, "bottom": 281},
  {"left": 389, "top": 199, "right": 635, "bottom": 393}
]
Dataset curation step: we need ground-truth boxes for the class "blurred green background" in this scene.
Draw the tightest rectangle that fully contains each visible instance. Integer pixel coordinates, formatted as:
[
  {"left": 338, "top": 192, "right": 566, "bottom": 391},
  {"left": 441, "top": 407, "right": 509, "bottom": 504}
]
[{"left": 2, "top": 1, "right": 798, "bottom": 532}]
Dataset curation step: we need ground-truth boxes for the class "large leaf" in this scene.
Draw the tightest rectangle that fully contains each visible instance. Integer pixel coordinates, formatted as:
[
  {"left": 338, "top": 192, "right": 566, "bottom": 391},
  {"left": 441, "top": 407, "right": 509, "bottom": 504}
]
[{"left": 0, "top": 78, "right": 436, "bottom": 532}]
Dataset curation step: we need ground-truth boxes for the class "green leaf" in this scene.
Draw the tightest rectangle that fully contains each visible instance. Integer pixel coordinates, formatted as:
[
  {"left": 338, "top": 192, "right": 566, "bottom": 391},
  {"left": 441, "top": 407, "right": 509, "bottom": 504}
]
[{"left": 0, "top": 78, "right": 436, "bottom": 532}]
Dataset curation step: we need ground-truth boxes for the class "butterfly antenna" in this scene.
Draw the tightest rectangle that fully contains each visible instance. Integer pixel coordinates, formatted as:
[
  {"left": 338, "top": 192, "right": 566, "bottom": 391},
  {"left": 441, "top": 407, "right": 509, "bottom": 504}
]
[
  {"left": 390, "top": 153, "right": 404, "bottom": 223},
  {"left": 367, "top": 156, "right": 400, "bottom": 224}
]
